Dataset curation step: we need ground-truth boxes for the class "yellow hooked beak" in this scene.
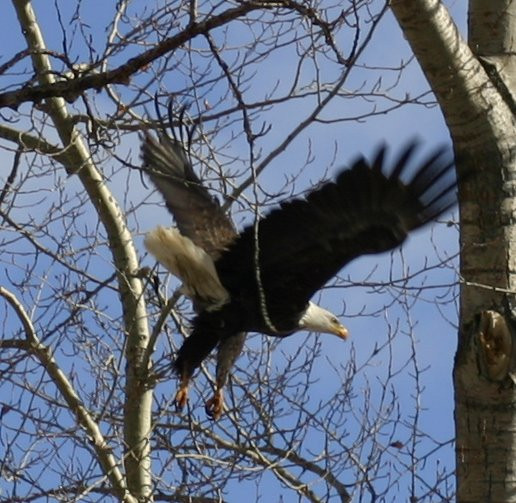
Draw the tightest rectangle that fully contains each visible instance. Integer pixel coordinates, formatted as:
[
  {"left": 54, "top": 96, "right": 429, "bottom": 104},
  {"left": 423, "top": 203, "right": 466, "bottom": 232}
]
[{"left": 333, "top": 323, "right": 349, "bottom": 340}]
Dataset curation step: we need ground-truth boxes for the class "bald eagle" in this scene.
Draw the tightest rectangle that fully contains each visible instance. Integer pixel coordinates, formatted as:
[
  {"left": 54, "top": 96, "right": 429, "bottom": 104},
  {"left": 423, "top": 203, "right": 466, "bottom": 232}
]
[{"left": 141, "top": 132, "right": 455, "bottom": 419}]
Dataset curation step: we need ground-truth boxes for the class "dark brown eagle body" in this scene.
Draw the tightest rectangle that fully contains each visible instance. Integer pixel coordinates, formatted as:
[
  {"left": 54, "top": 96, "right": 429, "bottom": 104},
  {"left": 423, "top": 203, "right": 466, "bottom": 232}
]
[
  {"left": 141, "top": 134, "right": 247, "bottom": 418},
  {"left": 141, "top": 132, "right": 456, "bottom": 419}
]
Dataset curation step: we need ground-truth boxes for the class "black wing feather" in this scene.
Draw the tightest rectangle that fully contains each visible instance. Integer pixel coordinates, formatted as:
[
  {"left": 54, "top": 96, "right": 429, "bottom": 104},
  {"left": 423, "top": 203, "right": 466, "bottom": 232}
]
[
  {"left": 140, "top": 133, "right": 236, "bottom": 257},
  {"left": 215, "top": 142, "right": 456, "bottom": 325},
  {"left": 141, "top": 132, "right": 247, "bottom": 389}
]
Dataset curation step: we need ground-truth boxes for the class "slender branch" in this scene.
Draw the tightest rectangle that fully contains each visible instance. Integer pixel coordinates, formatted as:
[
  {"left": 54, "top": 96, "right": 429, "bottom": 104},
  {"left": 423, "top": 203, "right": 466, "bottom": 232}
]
[
  {"left": 0, "top": 2, "right": 284, "bottom": 109},
  {"left": 225, "top": 1, "right": 390, "bottom": 205},
  {"left": 12, "top": 0, "right": 153, "bottom": 497},
  {"left": 0, "top": 286, "right": 136, "bottom": 503}
]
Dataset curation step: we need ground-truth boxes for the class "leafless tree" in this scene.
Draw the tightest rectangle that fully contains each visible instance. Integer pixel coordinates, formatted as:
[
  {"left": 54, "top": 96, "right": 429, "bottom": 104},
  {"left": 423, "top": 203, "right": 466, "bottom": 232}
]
[{"left": 2, "top": 1, "right": 508, "bottom": 501}]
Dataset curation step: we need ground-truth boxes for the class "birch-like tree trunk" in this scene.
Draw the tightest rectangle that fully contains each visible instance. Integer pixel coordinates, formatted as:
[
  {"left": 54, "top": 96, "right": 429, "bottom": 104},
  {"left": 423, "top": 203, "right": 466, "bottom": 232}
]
[
  {"left": 12, "top": 1, "right": 153, "bottom": 500},
  {"left": 6, "top": 0, "right": 515, "bottom": 500},
  {"left": 391, "top": 0, "right": 516, "bottom": 500}
]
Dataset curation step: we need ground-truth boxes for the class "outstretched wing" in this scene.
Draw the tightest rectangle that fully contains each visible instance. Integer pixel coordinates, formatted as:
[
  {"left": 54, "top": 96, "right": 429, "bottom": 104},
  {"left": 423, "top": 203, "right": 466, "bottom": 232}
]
[
  {"left": 215, "top": 142, "right": 456, "bottom": 323},
  {"left": 141, "top": 133, "right": 236, "bottom": 258},
  {"left": 142, "top": 131, "right": 247, "bottom": 405}
]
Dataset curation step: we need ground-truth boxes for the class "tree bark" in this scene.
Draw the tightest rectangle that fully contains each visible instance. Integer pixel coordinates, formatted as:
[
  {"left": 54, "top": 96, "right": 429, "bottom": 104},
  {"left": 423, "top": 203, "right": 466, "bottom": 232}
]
[
  {"left": 391, "top": 0, "right": 516, "bottom": 500},
  {"left": 12, "top": 0, "right": 154, "bottom": 500}
]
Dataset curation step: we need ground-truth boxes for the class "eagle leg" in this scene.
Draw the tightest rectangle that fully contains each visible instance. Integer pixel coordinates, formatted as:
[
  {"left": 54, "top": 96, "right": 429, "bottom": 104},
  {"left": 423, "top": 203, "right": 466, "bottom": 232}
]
[
  {"left": 204, "top": 332, "right": 246, "bottom": 420},
  {"left": 205, "top": 387, "right": 224, "bottom": 420},
  {"left": 174, "top": 374, "right": 190, "bottom": 411}
]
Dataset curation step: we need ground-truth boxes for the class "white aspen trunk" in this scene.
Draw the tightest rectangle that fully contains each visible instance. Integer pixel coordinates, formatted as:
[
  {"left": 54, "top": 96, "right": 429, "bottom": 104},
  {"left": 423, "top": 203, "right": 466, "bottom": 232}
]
[
  {"left": 391, "top": 0, "right": 516, "bottom": 500},
  {"left": 12, "top": 1, "right": 153, "bottom": 500}
]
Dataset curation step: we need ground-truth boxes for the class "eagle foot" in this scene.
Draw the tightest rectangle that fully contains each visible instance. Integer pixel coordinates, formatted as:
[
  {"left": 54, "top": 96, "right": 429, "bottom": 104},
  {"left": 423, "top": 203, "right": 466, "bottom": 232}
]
[
  {"left": 205, "top": 389, "right": 224, "bottom": 420},
  {"left": 174, "top": 386, "right": 189, "bottom": 411}
]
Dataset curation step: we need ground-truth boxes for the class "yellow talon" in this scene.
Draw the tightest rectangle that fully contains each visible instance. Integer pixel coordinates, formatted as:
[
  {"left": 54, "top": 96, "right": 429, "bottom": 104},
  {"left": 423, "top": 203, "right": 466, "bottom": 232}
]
[{"left": 205, "top": 389, "right": 224, "bottom": 420}]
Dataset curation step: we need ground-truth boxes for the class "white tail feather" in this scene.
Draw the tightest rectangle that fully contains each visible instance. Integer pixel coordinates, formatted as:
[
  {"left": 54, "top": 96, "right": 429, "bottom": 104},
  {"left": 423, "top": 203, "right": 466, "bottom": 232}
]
[{"left": 144, "top": 227, "right": 229, "bottom": 307}]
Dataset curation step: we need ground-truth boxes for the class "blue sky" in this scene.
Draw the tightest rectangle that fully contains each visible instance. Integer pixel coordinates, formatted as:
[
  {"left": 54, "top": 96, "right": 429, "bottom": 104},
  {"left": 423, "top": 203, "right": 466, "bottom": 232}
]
[{"left": 0, "top": 1, "right": 467, "bottom": 501}]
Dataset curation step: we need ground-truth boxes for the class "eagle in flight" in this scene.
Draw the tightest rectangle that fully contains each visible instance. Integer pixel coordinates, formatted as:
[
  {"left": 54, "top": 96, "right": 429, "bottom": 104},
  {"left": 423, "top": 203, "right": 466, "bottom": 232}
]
[{"left": 141, "top": 127, "right": 455, "bottom": 420}]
